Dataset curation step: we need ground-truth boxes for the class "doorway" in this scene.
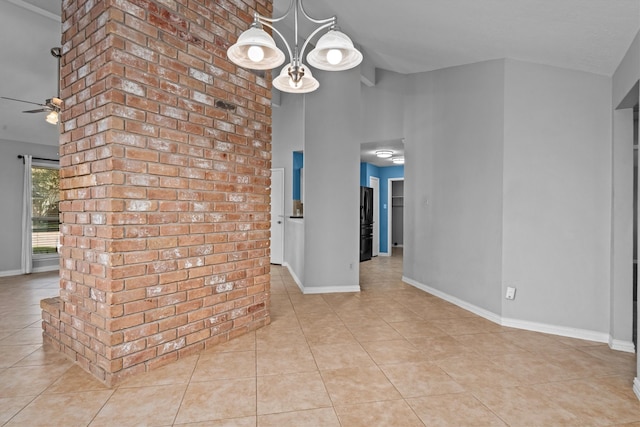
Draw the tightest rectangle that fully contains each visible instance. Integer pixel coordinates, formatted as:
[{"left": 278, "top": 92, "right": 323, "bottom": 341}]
[
  {"left": 369, "top": 176, "right": 380, "bottom": 257},
  {"left": 270, "top": 168, "right": 284, "bottom": 265},
  {"left": 388, "top": 178, "right": 404, "bottom": 253}
]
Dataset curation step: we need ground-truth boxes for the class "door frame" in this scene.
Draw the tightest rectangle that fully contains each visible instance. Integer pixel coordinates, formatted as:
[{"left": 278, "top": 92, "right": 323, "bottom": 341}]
[
  {"left": 270, "top": 168, "right": 285, "bottom": 265},
  {"left": 387, "top": 177, "right": 404, "bottom": 256},
  {"left": 369, "top": 176, "right": 380, "bottom": 257}
]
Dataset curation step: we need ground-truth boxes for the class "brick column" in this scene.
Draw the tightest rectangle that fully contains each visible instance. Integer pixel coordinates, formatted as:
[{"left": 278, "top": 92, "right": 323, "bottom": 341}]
[{"left": 43, "top": 0, "right": 272, "bottom": 386}]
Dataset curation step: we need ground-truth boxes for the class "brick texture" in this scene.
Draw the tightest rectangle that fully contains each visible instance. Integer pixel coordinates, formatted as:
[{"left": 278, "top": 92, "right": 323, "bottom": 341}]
[{"left": 45, "top": 0, "right": 273, "bottom": 386}]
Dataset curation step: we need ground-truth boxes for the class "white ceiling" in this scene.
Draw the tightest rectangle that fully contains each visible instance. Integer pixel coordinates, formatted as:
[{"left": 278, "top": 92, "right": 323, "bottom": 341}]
[
  {"left": 275, "top": 0, "right": 639, "bottom": 77},
  {"left": 0, "top": 0, "right": 60, "bottom": 148},
  {"left": 1, "top": 0, "right": 638, "bottom": 159}
]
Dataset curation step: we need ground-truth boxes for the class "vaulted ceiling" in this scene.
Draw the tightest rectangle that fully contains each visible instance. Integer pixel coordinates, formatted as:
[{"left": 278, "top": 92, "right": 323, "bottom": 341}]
[
  {"left": 275, "top": 0, "right": 639, "bottom": 77},
  {"left": 1, "top": 0, "right": 638, "bottom": 149}
]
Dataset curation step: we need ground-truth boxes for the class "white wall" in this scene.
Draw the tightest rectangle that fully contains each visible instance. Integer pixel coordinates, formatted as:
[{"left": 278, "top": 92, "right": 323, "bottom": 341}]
[
  {"left": 502, "top": 60, "right": 613, "bottom": 335},
  {"left": 613, "top": 31, "right": 639, "bottom": 109},
  {"left": 271, "top": 92, "right": 304, "bottom": 217},
  {"left": 271, "top": 91, "right": 305, "bottom": 278},
  {"left": 0, "top": 140, "right": 59, "bottom": 275},
  {"left": 404, "top": 60, "right": 506, "bottom": 315},
  {"left": 302, "top": 67, "right": 362, "bottom": 292},
  {"left": 611, "top": 108, "right": 634, "bottom": 347},
  {"left": 361, "top": 69, "right": 405, "bottom": 143},
  {"left": 610, "top": 29, "right": 639, "bottom": 390}
]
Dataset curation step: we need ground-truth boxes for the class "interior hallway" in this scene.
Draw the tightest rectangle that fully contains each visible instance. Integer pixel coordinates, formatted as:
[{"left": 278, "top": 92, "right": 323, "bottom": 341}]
[{"left": 0, "top": 251, "right": 638, "bottom": 426}]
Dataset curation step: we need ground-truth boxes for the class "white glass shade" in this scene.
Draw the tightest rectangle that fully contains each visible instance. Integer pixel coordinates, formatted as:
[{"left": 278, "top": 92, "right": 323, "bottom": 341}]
[
  {"left": 45, "top": 111, "right": 58, "bottom": 125},
  {"left": 307, "top": 29, "right": 363, "bottom": 71},
  {"left": 227, "top": 27, "right": 285, "bottom": 70},
  {"left": 273, "top": 63, "right": 320, "bottom": 93}
]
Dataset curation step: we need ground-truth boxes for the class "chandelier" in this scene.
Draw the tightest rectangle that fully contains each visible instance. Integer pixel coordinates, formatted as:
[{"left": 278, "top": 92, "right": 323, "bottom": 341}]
[{"left": 226, "top": 0, "right": 363, "bottom": 94}]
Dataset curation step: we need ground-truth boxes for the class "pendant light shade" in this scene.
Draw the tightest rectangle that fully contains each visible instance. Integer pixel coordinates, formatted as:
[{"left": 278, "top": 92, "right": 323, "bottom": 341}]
[
  {"left": 227, "top": 27, "right": 285, "bottom": 70},
  {"left": 307, "top": 30, "right": 363, "bottom": 71},
  {"left": 45, "top": 111, "right": 58, "bottom": 125},
  {"left": 226, "top": 0, "right": 362, "bottom": 94},
  {"left": 273, "top": 63, "right": 320, "bottom": 94}
]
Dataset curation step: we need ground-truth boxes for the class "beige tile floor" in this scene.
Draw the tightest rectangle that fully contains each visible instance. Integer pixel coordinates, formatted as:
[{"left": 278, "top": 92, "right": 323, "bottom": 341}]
[{"left": 0, "top": 249, "right": 639, "bottom": 426}]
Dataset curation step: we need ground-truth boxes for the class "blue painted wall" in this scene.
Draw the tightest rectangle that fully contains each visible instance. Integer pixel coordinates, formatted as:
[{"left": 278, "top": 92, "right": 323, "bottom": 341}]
[
  {"left": 293, "top": 151, "right": 303, "bottom": 200},
  {"left": 360, "top": 162, "right": 404, "bottom": 254}
]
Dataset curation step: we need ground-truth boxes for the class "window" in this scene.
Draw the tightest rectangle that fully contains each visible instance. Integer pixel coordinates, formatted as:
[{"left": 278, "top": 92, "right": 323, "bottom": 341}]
[{"left": 31, "top": 164, "right": 59, "bottom": 255}]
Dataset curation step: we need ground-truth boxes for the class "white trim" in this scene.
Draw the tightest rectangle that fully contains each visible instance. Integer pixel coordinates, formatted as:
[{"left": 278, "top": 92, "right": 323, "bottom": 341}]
[
  {"left": 369, "top": 176, "right": 380, "bottom": 257},
  {"left": 402, "top": 276, "right": 502, "bottom": 324},
  {"left": 282, "top": 262, "right": 360, "bottom": 294},
  {"left": 21, "top": 155, "right": 33, "bottom": 275},
  {"left": 270, "top": 168, "right": 285, "bottom": 265},
  {"left": 302, "top": 285, "right": 361, "bottom": 294},
  {"left": 387, "top": 177, "right": 404, "bottom": 254},
  {"left": 634, "top": 378, "right": 640, "bottom": 401},
  {"left": 609, "top": 338, "right": 636, "bottom": 353},
  {"left": 402, "top": 275, "right": 630, "bottom": 348},
  {"left": 0, "top": 269, "right": 23, "bottom": 278},
  {"left": 6, "top": 0, "right": 61, "bottom": 21},
  {"left": 501, "top": 316, "right": 609, "bottom": 344},
  {"left": 379, "top": 251, "right": 391, "bottom": 257}
]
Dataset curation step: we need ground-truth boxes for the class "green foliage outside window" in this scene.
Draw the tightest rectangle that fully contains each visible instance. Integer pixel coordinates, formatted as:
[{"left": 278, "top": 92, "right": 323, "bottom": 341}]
[{"left": 31, "top": 166, "right": 60, "bottom": 254}]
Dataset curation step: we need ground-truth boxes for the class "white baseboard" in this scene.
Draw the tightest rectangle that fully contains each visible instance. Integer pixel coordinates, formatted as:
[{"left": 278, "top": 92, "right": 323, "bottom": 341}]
[
  {"left": 502, "top": 316, "right": 609, "bottom": 344},
  {"left": 402, "top": 275, "right": 628, "bottom": 350},
  {"left": 302, "top": 285, "right": 361, "bottom": 294},
  {"left": 0, "top": 269, "right": 22, "bottom": 278},
  {"left": 283, "top": 262, "right": 361, "bottom": 294},
  {"left": 634, "top": 378, "right": 640, "bottom": 401},
  {"left": 403, "top": 276, "right": 502, "bottom": 324},
  {"left": 609, "top": 338, "right": 636, "bottom": 353}
]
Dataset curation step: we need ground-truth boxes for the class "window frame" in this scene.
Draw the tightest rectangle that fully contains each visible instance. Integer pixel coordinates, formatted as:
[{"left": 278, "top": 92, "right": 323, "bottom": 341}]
[{"left": 30, "top": 159, "right": 60, "bottom": 260}]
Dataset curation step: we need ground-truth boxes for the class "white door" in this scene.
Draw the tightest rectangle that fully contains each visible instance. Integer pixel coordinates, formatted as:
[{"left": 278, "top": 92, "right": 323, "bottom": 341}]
[
  {"left": 369, "top": 177, "right": 380, "bottom": 257},
  {"left": 270, "top": 168, "right": 285, "bottom": 264}
]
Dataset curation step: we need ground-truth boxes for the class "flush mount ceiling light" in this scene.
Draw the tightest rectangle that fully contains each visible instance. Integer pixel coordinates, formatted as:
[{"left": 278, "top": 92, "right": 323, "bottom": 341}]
[
  {"left": 392, "top": 157, "right": 405, "bottom": 164},
  {"left": 375, "top": 150, "right": 393, "bottom": 158},
  {"left": 226, "top": 0, "right": 363, "bottom": 94}
]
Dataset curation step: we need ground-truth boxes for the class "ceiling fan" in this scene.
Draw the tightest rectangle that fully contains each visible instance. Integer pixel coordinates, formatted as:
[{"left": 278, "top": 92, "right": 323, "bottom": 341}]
[
  {"left": 0, "top": 96, "right": 62, "bottom": 125},
  {"left": 0, "top": 47, "right": 63, "bottom": 126}
]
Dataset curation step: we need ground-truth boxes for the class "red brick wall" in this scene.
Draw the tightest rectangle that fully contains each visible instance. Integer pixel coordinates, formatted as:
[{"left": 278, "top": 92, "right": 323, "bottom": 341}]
[{"left": 45, "top": 0, "right": 273, "bottom": 386}]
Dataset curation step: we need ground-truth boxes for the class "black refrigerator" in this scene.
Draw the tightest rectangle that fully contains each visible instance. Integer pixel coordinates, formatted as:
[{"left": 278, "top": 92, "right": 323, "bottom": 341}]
[{"left": 360, "top": 186, "right": 373, "bottom": 262}]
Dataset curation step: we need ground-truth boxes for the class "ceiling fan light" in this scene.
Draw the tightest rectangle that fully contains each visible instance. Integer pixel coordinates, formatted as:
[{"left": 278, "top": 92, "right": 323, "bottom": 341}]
[
  {"left": 375, "top": 150, "right": 393, "bottom": 158},
  {"left": 227, "top": 27, "right": 285, "bottom": 70},
  {"left": 307, "top": 29, "right": 363, "bottom": 71},
  {"left": 273, "top": 63, "right": 320, "bottom": 94},
  {"left": 45, "top": 111, "right": 58, "bottom": 125}
]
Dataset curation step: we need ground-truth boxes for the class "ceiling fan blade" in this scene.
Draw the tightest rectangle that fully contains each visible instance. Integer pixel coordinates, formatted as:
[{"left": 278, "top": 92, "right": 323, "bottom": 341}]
[
  {"left": 1, "top": 96, "right": 46, "bottom": 107},
  {"left": 22, "top": 108, "right": 49, "bottom": 113}
]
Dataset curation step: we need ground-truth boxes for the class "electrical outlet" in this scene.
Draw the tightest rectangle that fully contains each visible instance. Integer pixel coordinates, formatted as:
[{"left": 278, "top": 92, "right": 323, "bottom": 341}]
[{"left": 505, "top": 286, "right": 516, "bottom": 300}]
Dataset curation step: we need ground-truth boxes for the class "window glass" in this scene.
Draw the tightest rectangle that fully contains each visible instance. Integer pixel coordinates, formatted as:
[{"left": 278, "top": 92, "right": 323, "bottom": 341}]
[{"left": 31, "top": 165, "right": 59, "bottom": 255}]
